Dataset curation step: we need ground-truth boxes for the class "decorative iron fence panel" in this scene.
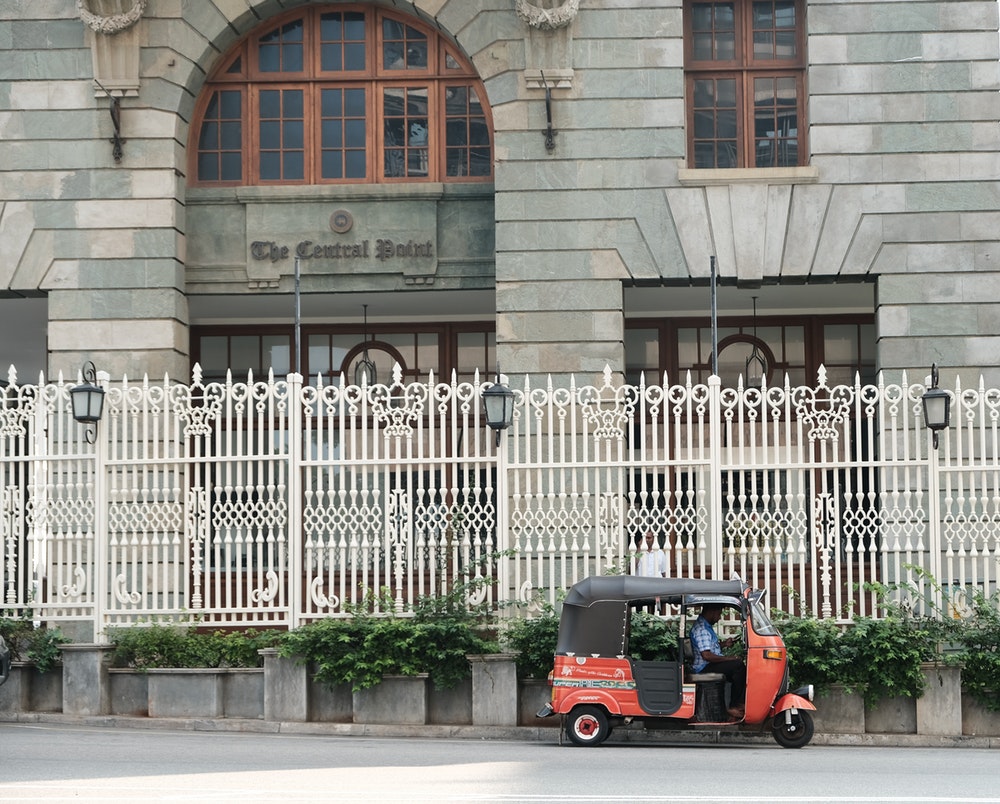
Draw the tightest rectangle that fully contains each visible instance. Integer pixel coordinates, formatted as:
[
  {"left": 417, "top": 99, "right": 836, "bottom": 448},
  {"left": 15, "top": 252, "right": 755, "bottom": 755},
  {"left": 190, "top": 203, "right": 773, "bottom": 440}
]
[{"left": 1, "top": 364, "right": 998, "bottom": 635}]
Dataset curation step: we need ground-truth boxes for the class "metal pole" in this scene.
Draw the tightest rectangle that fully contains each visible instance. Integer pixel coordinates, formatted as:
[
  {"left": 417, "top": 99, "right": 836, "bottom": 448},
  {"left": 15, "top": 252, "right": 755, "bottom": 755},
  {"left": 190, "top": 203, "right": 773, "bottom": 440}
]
[
  {"left": 294, "top": 256, "right": 301, "bottom": 375},
  {"left": 710, "top": 256, "right": 718, "bottom": 377}
]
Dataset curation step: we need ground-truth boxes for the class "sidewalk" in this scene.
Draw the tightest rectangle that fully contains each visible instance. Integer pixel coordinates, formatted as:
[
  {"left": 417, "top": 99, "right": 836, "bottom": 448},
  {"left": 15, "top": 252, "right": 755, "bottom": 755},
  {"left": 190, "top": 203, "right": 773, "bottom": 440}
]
[{"left": 5, "top": 711, "right": 998, "bottom": 749}]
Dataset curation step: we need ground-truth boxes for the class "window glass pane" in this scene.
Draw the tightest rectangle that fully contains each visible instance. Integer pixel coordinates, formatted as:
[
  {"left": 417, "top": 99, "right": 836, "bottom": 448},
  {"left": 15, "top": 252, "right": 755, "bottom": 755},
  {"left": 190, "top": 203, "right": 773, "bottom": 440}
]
[
  {"left": 383, "top": 19, "right": 428, "bottom": 70},
  {"left": 345, "top": 118, "right": 365, "bottom": 147},
  {"left": 231, "top": 336, "right": 260, "bottom": 371},
  {"left": 260, "top": 152, "right": 280, "bottom": 180},
  {"left": 322, "top": 119, "right": 343, "bottom": 148},
  {"left": 284, "top": 151, "right": 304, "bottom": 179},
  {"left": 221, "top": 121, "right": 241, "bottom": 149},
  {"left": 456, "top": 332, "right": 486, "bottom": 373},
  {"left": 260, "top": 120, "right": 280, "bottom": 148},
  {"left": 259, "top": 20, "right": 303, "bottom": 73},
  {"left": 677, "top": 328, "right": 699, "bottom": 368},
  {"left": 220, "top": 91, "right": 241, "bottom": 118},
  {"left": 200, "top": 336, "right": 228, "bottom": 373},
  {"left": 198, "top": 153, "right": 218, "bottom": 181},
  {"left": 221, "top": 152, "right": 242, "bottom": 181},
  {"left": 284, "top": 119, "right": 304, "bottom": 149},
  {"left": 783, "top": 325, "right": 804, "bottom": 363},
  {"left": 345, "top": 88, "right": 366, "bottom": 116},
  {"left": 824, "top": 324, "right": 856, "bottom": 363},
  {"left": 345, "top": 150, "right": 366, "bottom": 178},
  {"left": 260, "top": 90, "right": 280, "bottom": 118},
  {"left": 200, "top": 121, "right": 219, "bottom": 150},
  {"left": 415, "top": 333, "right": 438, "bottom": 372},
  {"left": 264, "top": 335, "right": 291, "bottom": 375},
  {"left": 308, "top": 334, "right": 331, "bottom": 376}
]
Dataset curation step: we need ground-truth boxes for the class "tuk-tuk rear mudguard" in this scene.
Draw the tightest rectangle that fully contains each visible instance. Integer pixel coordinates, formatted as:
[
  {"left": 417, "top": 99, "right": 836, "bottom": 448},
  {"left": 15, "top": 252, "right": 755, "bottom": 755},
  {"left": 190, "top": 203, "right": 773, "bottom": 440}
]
[
  {"left": 771, "top": 692, "right": 816, "bottom": 716},
  {"left": 553, "top": 689, "right": 625, "bottom": 717}
]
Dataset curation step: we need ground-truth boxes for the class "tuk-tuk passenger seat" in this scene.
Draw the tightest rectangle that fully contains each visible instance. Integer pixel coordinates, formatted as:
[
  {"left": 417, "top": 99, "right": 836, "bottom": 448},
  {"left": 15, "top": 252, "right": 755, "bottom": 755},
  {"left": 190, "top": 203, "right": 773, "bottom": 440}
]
[{"left": 683, "top": 637, "right": 727, "bottom": 721}]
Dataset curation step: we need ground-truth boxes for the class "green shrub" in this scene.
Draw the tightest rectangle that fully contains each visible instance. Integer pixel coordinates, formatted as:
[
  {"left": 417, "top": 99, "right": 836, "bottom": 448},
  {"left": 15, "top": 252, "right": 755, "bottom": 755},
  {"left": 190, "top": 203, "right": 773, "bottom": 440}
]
[
  {"left": 951, "top": 591, "right": 1000, "bottom": 712},
  {"left": 628, "top": 611, "right": 680, "bottom": 662},
  {"left": 107, "top": 623, "right": 282, "bottom": 670},
  {"left": 0, "top": 614, "right": 69, "bottom": 674},
  {"left": 773, "top": 614, "right": 848, "bottom": 695},
  {"left": 837, "top": 616, "right": 938, "bottom": 707},
  {"left": 501, "top": 607, "right": 559, "bottom": 679},
  {"left": 280, "top": 581, "right": 499, "bottom": 691},
  {"left": 280, "top": 612, "right": 497, "bottom": 691}
]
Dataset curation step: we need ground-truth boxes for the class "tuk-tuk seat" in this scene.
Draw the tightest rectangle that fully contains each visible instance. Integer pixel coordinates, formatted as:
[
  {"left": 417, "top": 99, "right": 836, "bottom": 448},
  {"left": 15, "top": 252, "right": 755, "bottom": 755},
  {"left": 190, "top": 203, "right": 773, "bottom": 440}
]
[{"left": 683, "top": 637, "right": 728, "bottom": 720}]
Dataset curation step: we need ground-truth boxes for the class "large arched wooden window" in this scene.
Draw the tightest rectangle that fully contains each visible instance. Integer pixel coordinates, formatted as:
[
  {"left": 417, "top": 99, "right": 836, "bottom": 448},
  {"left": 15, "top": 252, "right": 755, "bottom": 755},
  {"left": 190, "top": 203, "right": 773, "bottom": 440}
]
[{"left": 189, "top": 5, "right": 493, "bottom": 185}]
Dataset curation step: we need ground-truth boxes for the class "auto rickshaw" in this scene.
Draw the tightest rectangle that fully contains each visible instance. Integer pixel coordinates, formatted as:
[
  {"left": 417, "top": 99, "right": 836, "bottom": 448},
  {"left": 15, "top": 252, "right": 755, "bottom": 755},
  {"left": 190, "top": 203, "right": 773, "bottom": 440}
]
[{"left": 536, "top": 575, "right": 816, "bottom": 748}]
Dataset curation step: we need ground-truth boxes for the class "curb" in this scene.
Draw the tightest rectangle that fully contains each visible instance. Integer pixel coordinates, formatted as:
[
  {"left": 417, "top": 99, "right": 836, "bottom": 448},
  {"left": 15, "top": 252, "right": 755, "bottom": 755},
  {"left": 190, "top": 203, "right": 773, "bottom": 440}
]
[{"left": 3, "top": 712, "right": 998, "bottom": 749}]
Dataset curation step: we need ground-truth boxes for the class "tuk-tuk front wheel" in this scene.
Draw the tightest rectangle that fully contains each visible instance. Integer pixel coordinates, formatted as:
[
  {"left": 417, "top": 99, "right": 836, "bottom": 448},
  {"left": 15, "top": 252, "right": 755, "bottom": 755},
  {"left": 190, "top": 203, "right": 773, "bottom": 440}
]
[
  {"left": 772, "top": 709, "right": 814, "bottom": 748},
  {"left": 566, "top": 705, "right": 610, "bottom": 747}
]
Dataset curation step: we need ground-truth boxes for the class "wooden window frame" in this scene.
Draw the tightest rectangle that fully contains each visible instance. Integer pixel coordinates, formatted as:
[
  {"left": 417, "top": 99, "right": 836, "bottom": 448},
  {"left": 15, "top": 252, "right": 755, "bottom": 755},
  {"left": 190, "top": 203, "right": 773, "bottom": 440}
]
[
  {"left": 684, "top": 0, "right": 807, "bottom": 169},
  {"left": 188, "top": 4, "right": 493, "bottom": 186}
]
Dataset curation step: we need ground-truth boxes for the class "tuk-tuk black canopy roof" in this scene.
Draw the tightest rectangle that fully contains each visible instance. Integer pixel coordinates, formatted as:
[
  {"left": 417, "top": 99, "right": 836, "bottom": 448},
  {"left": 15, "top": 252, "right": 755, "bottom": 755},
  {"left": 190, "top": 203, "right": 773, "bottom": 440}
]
[{"left": 556, "top": 576, "right": 746, "bottom": 658}]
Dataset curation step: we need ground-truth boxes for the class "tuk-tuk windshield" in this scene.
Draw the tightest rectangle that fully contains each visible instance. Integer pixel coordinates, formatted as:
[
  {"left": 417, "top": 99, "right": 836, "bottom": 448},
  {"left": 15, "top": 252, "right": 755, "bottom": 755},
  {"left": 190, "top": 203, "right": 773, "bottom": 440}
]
[{"left": 749, "top": 593, "right": 779, "bottom": 636}]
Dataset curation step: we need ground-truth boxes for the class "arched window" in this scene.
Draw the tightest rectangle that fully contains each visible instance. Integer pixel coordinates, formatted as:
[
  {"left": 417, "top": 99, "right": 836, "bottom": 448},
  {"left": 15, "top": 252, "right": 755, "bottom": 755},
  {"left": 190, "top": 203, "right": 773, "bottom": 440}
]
[{"left": 189, "top": 5, "right": 493, "bottom": 186}]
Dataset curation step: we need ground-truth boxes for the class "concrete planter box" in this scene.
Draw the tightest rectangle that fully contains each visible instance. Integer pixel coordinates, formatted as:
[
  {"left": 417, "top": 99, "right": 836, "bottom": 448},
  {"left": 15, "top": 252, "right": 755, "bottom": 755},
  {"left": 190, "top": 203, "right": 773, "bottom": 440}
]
[
  {"left": 308, "top": 676, "right": 354, "bottom": 723},
  {"left": 108, "top": 669, "right": 148, "bottom": 716},
  {"left": 813, "top": 685, "right": 866, "bottom": 734},
  {"left": 0, "top": 663, "right": 33, "bottom": 714},
  {"left": 223, "top": 668, "right": 264, "bottom": 719},
  {"left": 147, "top": 668, "right": 225, "bottom": 718},
  {"left": 353, "top": 674, "right": 429, "bottom": 725},
  {"left": 865, "top": 695, "right": 917, "bottom": 734},
  {"left": 1, "top": 663, "right": 64, "bottom": 714},
  {"left": 519, "top": 678, "right": 557, "bottom": 727},
  {"left": 429, "top": 676, "right": 472, "bottom": 725},
  {"left": 962, "top": 690, "right": 1000, "bottom": 736}
]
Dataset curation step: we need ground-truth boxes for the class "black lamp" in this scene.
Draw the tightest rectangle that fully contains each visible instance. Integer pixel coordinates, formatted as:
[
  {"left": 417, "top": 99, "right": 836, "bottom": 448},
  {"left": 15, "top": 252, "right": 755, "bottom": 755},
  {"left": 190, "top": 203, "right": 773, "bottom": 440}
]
[
  {"left": 70, "top": 361, "right": 105, "bottom": 443},
  {"left": 745, "top": 295, "right": 766, "bottom": 389},
  {"left": 354, "top": 304, "right": 377, "bottom": 386},
  {"left": 482, "top": 367, "right": 514, "bottom": 446},
  {"left": 921, "top": 363, "right": 950, "bottom": 450}
]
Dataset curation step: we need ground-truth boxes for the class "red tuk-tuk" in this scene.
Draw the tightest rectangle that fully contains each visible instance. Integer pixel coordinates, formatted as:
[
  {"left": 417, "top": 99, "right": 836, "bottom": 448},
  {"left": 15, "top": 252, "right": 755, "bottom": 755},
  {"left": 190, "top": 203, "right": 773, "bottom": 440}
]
[{"left": 536, "top": 576, "right": 816, "bottom": 748}]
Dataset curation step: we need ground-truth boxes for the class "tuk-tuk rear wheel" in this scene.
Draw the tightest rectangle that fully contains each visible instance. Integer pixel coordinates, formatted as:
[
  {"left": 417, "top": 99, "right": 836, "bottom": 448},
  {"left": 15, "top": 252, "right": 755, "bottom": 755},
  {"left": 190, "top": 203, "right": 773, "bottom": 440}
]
[
  {"left": 772, "top": 709, "right": 814, "bottom": 749},
  {"left": 566, "top": 705, "right": 610, "bottom": 747}
]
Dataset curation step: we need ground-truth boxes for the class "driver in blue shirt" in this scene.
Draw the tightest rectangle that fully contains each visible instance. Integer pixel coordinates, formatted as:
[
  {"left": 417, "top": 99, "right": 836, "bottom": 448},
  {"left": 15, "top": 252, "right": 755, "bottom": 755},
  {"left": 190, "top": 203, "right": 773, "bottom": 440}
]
[{"left": 690, "top": 604, "right": 746, "bottom": 720}]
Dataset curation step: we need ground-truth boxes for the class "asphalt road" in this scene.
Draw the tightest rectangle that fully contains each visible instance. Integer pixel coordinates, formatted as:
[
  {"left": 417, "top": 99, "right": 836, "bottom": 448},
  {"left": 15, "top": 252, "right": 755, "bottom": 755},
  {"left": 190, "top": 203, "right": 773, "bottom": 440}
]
[{"left": 2, "top": 722, "right": 999, "bottom": 803}]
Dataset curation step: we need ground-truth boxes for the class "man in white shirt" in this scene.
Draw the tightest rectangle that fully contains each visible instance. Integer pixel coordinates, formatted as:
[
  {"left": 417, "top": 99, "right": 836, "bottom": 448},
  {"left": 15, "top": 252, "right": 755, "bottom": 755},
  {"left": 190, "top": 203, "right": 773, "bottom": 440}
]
[{"left": 635, "top": 531, "right": 667, "bottom": 577}]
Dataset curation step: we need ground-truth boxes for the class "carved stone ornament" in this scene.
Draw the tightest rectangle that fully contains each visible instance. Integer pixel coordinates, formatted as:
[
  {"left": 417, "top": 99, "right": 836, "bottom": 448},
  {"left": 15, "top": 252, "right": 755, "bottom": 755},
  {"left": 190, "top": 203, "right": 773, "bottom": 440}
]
[
  {"left": 514, "top": 0, "right": 580, "bottom": 30},
  {"left": 77, "top": 0, "right": 147, "bottom": 35}
]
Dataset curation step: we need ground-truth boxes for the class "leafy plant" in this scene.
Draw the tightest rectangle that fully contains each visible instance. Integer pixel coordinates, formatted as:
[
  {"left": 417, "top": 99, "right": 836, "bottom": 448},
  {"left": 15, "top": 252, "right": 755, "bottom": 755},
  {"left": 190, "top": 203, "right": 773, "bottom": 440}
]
[
  {"left": 0, "top": 613, "right": 69, "bottom": 674},
  {"left": 501, "top": 606, "right": 559, "bottom": 679},
  {"left": 773, "top": 613, "right": 848, "bottom": 695},
  {"left": 628, "top": 611, "right": 680, "bottom": 662},
  {"left": 837, "top": 616, "right": 938, "bottom": 707},
  {"left": 950, "top": 590, "right": 1000, "bottom": 712},
  {"left": 107, "top": 623, "right": 282, "bottom": 670},
  {"left": 280, "top": 581, "right": 499, "bottom": 692}
]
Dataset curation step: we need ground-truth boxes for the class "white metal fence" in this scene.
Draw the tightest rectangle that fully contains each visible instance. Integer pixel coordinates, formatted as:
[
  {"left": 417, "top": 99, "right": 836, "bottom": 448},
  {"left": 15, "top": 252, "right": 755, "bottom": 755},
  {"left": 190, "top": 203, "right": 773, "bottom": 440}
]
[{"left": 2, "top": 363, "right": 997, "bottom": 636}]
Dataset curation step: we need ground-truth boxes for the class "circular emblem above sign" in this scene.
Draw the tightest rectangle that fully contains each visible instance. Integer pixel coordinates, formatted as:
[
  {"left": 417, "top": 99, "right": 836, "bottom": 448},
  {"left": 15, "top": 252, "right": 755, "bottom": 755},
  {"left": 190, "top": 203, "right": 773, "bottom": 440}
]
[{"left": 330, "top": 209, "right": 354, "bottom": 234}]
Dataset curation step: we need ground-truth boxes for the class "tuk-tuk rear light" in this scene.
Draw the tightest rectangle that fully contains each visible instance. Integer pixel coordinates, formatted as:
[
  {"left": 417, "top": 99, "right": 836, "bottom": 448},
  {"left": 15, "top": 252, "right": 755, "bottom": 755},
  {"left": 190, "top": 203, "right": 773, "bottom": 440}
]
[{"left": 763, "top": 649, "right": 784, "bottom": 661}]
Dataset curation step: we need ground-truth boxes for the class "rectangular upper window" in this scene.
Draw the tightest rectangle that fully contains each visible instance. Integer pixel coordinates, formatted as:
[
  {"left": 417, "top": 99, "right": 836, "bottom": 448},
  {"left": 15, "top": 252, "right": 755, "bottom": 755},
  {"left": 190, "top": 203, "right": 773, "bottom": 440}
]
[{"left": 685, "top": 0, "right": 807, "bottom": 169}]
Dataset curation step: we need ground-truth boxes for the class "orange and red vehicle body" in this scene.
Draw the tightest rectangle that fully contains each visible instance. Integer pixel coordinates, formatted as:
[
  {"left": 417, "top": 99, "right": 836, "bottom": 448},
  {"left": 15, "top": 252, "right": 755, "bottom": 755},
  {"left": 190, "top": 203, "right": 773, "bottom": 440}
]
[{"left": 540, "top": 575, "right": 816, "bottom": 747}]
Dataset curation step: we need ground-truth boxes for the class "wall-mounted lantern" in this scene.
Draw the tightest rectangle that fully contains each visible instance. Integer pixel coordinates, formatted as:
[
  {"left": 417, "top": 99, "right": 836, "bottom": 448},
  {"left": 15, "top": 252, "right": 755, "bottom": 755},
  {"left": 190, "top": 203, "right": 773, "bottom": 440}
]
[
  {"left": 921, "top": 363, "right": 950, "bottom": 450},
  {"left": 70, "top": 361, "right": 105, "bottom": 444},
  {"left": 482, "top": 367, "right": 514, "bottom": 447}
]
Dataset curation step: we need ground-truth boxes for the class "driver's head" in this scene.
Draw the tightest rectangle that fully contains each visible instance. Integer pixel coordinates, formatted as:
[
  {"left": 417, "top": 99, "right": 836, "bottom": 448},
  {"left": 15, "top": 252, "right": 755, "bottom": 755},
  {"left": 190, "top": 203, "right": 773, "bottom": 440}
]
[{"left": 700, "top": 604, "right": 723, "bottom": 623}]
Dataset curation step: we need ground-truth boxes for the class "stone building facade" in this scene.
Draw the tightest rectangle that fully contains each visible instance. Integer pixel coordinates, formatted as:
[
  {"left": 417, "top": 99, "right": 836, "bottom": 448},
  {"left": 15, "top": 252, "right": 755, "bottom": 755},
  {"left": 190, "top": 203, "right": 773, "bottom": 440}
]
[{"left": 1, "top": 0, "right": 998, "bottom": 387}]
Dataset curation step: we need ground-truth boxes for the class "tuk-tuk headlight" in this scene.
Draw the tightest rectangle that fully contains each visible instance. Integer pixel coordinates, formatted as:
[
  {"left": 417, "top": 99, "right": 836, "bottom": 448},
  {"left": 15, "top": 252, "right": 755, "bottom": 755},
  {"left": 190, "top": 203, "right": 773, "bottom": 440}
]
[
  {"left": 763, "top": 648, "right": 784, "bottom": 661},
  {"left": 793, "top": 684, "right": 814, "bottom": 702}
]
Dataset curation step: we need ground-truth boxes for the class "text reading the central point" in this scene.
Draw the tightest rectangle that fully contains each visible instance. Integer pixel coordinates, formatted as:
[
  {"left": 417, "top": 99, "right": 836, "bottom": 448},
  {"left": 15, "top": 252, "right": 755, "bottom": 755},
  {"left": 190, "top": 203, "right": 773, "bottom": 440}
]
[{"left": 250, "top": 239, "right": 435, "bottom": 264}]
